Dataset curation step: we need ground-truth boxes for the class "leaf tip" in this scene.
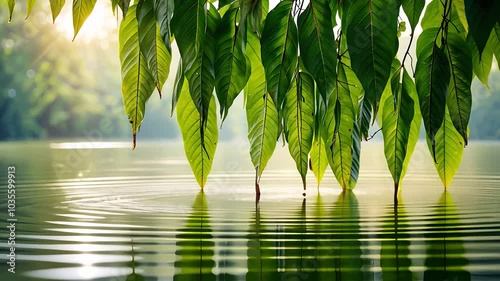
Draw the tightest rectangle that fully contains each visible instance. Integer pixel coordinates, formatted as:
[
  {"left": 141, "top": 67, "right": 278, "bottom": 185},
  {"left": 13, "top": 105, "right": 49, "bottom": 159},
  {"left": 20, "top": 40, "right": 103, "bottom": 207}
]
[{"left": 132, "top": 133, "right": 137, "bottom": 150}]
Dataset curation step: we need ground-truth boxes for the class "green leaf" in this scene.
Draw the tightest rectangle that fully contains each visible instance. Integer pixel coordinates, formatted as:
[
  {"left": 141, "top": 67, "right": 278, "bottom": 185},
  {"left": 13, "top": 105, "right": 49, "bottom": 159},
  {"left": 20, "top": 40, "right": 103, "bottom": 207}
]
[
  {"left": 49, "top": 0, "right": 65, "bottom": 23},
  {"left": 328, "top": 0, "right": 337, "bottom": 26},
  {"left": 112, "top": 0, "right": 130, "bottom": 18},
  {"left": 401, "top": 0, "right": 424, "bottom": 31},
  {"left": 344, "top": 0, "right": 399, "bottom": 119},
  {"left": 171, "top": 60, "right": 184, "bottom": 116},
  {"left": 137, "top": 0, "right": 171, "bottom": 96},
  {"left": 7, "top": 0, "right": 15, "bottom": 22},
  {"left": 381, "top": 68, "right": 415, "bottom": 188},
  {"left": 358, "top": 95, "right": 372, "bottom": 141},
  {"left": 464, "top": 0, "right": 500, "bottom": 57},
  {"left": 324, "top": 64, "right": 358, "bottom": 190},
  {"left": 240, "top": 0, "right": 268, "bottom": 37},
  {"left": 298, "top": 0, "right": 337, "bottom": 104},
  {"left": 415, "top": 28, "right": 450, "bottom": 162},
  {"left": 261, "top": 0, "right": 298, "bottom": 109},
  {"left": 177, "top": 79, "right": 218, "bottom": 188},
  {"left": 468, "top": 31, "right": 495, "bottom": 90},
  {"left": 421, "top": 0, "right": 466, "bottom": 34},
  {"left": 171, "top": 0, "right": 207, "bottom": 68},
  {"left": 26, "top": 0, "right": 36, "bottom": 19},
  {"left": 183, "top": 4, "right": 219, "bottom": 143},
  {"left": 215, "top": 7, "right": 251, "bottom": 120},
  {"left": 284, "top": 72, "right": 315, "bottom": 190},
  {"left": 310, "top": 136, "right": 328, "bottom": 186},
  {"left": 426, "top": 108, "right": 465, "bottom": 188},
  {"left": 119, "top": 4, "right": 156, "bottom": 149},
  {"left": 154, "top": 0, "right": 174, "bottom": 52},
  {"left": 245, "top": 31, "right": 279, "bottom": 179},
  {"left": 493, "top": 25, "right": 500, "bottom": 70},
  {"left": 72, "top": 0, "right": 97, "bottom": 41},
  {"left": 446, "top": 32, "right": 472, "bottom": 146}
]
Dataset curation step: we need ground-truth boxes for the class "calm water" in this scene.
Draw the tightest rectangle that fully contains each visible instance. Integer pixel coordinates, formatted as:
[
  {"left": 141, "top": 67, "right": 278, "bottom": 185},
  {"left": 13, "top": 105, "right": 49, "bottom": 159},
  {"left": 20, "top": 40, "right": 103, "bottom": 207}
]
[{"left": 0, "top": 141, "right": 499, "bottom": 281}]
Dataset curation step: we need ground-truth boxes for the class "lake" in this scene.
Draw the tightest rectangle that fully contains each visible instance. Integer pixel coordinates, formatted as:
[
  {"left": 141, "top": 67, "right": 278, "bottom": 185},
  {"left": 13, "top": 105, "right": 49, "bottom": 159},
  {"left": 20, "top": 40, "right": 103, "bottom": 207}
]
[{"left": 1, "top": 141, "right": 499, "bottom": 281}]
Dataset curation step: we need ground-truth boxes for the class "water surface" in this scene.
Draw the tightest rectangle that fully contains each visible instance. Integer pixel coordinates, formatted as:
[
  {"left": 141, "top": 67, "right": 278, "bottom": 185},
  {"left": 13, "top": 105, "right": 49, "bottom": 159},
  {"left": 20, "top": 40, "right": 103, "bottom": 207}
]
[{"left": 1, "top": 141, "right": 499, "bottom": 281}]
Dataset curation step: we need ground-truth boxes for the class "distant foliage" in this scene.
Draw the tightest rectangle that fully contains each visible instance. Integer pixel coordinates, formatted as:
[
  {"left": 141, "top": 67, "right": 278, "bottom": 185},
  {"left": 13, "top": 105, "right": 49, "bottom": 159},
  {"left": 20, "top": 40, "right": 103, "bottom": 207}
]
[{"left": 6, "top": 0, "right": 500, "bottom": 193}]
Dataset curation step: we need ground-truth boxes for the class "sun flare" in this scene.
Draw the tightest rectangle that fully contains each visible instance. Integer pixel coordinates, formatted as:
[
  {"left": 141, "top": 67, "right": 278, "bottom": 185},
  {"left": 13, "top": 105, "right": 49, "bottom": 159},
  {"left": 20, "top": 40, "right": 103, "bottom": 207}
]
[{"left": 54, "top": 2, "right": 117, "bottom": 43}]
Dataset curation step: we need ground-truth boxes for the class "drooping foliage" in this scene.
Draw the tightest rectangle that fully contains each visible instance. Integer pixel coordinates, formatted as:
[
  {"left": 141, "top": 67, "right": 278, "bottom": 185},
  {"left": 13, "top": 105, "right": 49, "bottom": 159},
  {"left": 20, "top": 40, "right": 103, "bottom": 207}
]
[{"left": 5, "top": 0, "right": 500, "bottom": 193}]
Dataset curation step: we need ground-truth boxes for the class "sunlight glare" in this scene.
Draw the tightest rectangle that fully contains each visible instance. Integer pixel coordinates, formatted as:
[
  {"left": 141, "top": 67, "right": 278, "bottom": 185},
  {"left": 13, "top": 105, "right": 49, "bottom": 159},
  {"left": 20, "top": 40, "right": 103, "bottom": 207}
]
[{"left": 54, "top": 2, "right": 117, "bottom": 44}]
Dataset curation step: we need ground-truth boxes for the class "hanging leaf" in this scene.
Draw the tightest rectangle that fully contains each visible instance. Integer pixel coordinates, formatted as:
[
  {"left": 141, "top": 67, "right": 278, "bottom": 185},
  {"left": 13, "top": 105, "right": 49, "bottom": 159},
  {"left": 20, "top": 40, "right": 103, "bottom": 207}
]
[
  {"left": 245, "top": 32, "right": 279, "bottom": 180},
  {"left": 112, "top": 0, "right": 130, "bottom": 18},
  {"left": 421, "top": 0, "right": 466, "bottom": 34},
  {"left": 401, "top": 0, "right": 424, "bottom": 31},
  {"left": 137, "top": 0, "right": 171, "bottom": 96},
  {"left": 358, "top": 96, "right": 372, "bottom": 141},
  {"left": 49, "top": 0, "right": 65, "bottom": 23},
  {"left": 298, "top": 0, "right": 337, "bottom": 105},
  {"left": 310, "top": 136, "right": 328, "bottom": 187},
  {"left": 215, "top": 7, "right": 251, "bottom": 120},
  {"left": 171, "top": 0, "right": 207, "bottom": 68},
  {"left": 344, "top": 0, "right": 399, "bottom": 119},
  {"left": 154, "top": 0, "right": 174, "bottom": 52},
  {"left": 446, "top": 32, "right": 472, "bottom": 146},
  {"left": 177, "top": 79, "right": 218, "bottom": 188},
  {"left": 468, "top": 31, "right": 495, "bottom": 90},
  {"left": 493, "top": 25, "right": 500, "bottom": 70},
  {"left": 427, "top": 108, "right": 465, "bottom": 188},
  {"left": 239, "top": 0, "right": 268, "bottom": 39},
  {"left": 415, "top": 28, "right": 450, "bottom": 162},
  {"left": 324, "top": 64, "right": 358, "bottom": 190},
  {"left": 284, "top": 72, "right": 315, "bottom": 190},
  {"left": 26, "top": 0, "right": 36, "bottom": 19},
  {"left": 464, "top": 0, "right": 500, "bottom": 57},
  {"left": 119, "top": 4, "right": 156, "bottom": 149},
  {"left": 261, "top": 0, "right": 298, "bottom": 109},
  {"left": 381, "top": 68, "right": 415, "bottom": 188},
  {"left": 183, "top": 4, "right": 219, "bottom": 144},
  {"left": 72, "top": 0, "right": 97, "bottom": 41},
  {"left": 7, "top": 0, "right": 15, "bottom": 22},
  {"left": 171, "top": 60, "right": 184, "bottom": 116}
]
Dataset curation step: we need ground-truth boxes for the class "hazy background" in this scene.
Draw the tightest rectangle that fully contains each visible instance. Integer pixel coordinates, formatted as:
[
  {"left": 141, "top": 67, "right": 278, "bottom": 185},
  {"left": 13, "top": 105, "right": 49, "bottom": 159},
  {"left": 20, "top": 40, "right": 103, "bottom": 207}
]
[{"left": 1, "top": 1, "right": 499, "bottom": 143}]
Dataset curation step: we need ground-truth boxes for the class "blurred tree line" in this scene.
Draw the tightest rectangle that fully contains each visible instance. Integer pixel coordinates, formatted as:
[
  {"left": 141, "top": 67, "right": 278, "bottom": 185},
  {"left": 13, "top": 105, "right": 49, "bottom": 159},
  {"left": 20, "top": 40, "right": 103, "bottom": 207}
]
[
  {"left": 0, "top": 2, "right": 183, "bottom": 141},
  {"left": 469, "top": 71, "right": 500, "bottom": 140}
]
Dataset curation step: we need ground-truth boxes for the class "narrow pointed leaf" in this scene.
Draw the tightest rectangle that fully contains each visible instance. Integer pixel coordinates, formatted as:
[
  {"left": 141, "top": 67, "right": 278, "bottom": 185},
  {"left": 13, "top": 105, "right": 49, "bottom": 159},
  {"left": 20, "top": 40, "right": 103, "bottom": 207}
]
[
  {"left": 284, "top": 72, "right": 315, "bottom": 190},
  {"left": 298, "top": 0, "right": 337, "bottom": 104},
  {"left": 49, "top": 0, "right": 65, "bottom": 22},
  {"left": 427, "top": 108, "right": 465, "bottom": 188},
  {"left": 381, "top": 68, "right": 415, "bottom": 187},
  {"left": 171, "top": 0, "right": 206, "bottom": 68},
  {"left": 401, "top": 0, "right": 424, "bottom": 31},
  {"left": 154, "top": 0, "right": 174, "bottom": 52},
  {"left": 415, "top": 29, "right": 450, "bottom": 161},
  {"left": 324, "top": 64, "right": 358, "bottom": 190},
  {"left": 464, "top": 0, "right": 500, "bottom": 57},
  {"left": 171, "top": 60, "right": 184, "bottom": 116},
  {"left": 344, "top": 0, "right": 399, "bottom": 119},
  {"left": 493, "top": 25, "right": 500, "bottom": 69},
  {"left": 446, "top": 32, "right": 472, "bottom": 146},
  {"left": 119, "top": 5, "right": 156, "bottom": 148},
  {"left": 261, "top": 0, "right": 298, "bottom": 109},
  {"left": 7, "top": 0, "right": 15, "bottom": 22},
  {"left": 177, "top": 80, "right": 218, "bottom": 188},
  {"left": 113, "top": 0, "right": 130, "bottom": 18},
  {"left": 358, "top": 96, "right": 372, "bottom": 140},
  {"left": 26, "top": 0, "right": 36, "bottom": 19},
  {"left": 245, "top": 32, "right": 279, "bottom": 179},
  {"left": 137, "top": 0, "right": 171, "bottom": 96},
  {"left": 310, "top": 136, "right": 328, "bottom": 186},
  {"left": 183, "top": 4, "right": 219, "bottom": 144},
  {"left": 72, "top": 0, "right": 97, "bottom": 40},
  {"left": 468, "top": 32, "right": 494, "bottom": 90},
  {"left": 215, "top": 7, "right": 251, "bottom": 120}
]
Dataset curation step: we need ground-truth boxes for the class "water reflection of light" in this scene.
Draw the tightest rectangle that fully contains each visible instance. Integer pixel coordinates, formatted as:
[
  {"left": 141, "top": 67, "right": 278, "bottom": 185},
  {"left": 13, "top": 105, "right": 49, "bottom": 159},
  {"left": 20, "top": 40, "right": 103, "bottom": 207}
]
[{"left": 50, "top": 142, "right": 131, "bottom": 149}]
